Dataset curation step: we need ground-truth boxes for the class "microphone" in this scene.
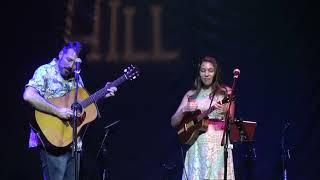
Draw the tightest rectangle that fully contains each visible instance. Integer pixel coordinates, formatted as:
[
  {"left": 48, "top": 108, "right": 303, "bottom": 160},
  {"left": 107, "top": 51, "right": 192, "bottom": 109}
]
[
  {"left": 233, "top": 68, "right": 240, "bottom": 78},
  {"left": 282, "top": 121, "right": 290, "bottom": 134},
  {"left": 74, "top": 58, "right": 82, "bottom": 74}
]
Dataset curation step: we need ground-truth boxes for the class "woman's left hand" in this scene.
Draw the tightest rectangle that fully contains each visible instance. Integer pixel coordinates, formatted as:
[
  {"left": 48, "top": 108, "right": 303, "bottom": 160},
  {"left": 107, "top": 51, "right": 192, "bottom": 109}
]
[{"left": 212, "top": 101, "right": 223, "bottom": 109}]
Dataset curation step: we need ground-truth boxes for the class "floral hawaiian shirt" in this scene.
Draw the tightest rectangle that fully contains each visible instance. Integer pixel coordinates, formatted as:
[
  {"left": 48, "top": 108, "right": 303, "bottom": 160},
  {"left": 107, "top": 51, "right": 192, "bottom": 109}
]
[{"left": 26, "top": 58, "right": 84, "bottom": 147}]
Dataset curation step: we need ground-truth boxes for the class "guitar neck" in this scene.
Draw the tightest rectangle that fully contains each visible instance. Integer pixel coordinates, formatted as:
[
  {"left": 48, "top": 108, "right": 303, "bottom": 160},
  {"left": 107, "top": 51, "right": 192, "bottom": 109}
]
[
  {"left": 80, "top": 75, "right": 127, "bottom": 108},
  {"left": 196, "top": 96, "right": 233, "bottom": 121},
  {"left": 197, "top": 106, "right": 215, "bottom": 121}
]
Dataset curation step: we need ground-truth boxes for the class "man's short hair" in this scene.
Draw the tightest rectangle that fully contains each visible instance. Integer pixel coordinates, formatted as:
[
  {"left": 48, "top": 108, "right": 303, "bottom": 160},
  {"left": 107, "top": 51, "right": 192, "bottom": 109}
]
[{"left": 61, "top": 41, "right": 82, "bottom": 55}]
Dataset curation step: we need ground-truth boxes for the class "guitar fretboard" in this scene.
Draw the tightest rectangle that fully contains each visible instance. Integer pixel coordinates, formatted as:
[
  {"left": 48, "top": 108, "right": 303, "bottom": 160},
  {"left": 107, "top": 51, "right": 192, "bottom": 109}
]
[
  {"left": 197, "top": 106, "right": 215, "bottom": 121},
  {"left": 196, "top": 97, "right": 233, "bottom": 121},
  {"left": 80, "top": 74, "right": 128, "bottom": 108}
]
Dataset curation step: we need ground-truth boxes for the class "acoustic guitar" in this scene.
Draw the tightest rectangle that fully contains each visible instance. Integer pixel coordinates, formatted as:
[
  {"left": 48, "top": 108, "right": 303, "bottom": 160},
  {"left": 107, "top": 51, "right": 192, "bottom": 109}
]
[
  {"left": 31, "top": 65, "right": 139, "bottom": 151},
  {"left": 176, "top": 96, "right": 235, "bottom": 145}
]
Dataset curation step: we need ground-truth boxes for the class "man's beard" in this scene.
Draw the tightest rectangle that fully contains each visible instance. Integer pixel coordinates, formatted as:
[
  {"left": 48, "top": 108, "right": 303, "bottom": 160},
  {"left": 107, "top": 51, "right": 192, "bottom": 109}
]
[{"left": 61, "top": 69, "right": 74, "bottom": 80}]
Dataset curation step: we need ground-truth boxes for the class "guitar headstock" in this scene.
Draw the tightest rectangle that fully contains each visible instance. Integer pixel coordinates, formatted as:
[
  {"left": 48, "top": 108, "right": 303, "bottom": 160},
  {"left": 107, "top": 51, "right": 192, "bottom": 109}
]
[{"left": 124, "top": 64, "right": 140, "bottom": 80}]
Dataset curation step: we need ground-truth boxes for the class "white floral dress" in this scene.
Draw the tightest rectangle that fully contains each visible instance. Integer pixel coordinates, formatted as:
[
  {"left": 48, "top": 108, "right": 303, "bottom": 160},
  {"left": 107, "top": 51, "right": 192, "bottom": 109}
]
[{"left": 182, "top": 88, "right": 235, "bottom": 180}]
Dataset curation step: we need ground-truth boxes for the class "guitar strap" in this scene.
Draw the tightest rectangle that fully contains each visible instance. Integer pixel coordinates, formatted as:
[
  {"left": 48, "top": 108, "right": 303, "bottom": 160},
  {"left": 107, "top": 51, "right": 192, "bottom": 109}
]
[
  {"left": 29, "top": 123, "right": 47, "bottom": 151},
  {"left": 208, "top": 90, "right": 216, "bottom": 111}
]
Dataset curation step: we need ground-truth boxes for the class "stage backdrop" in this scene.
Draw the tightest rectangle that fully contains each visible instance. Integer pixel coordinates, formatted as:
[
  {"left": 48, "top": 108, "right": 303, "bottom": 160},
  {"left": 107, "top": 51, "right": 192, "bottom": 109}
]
[{"left": 4, "top": 0, "right": 319, "bottom": 179}]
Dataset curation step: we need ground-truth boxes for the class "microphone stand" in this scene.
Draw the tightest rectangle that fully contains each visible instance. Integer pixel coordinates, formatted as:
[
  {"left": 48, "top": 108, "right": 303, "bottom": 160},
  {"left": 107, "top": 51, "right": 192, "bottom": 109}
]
[
  {"left": 221, "top": 70, "right": 239, "bottom": 180},
  {"left": 281, "top": 121, "right": 290, "bottom": 180},
  {"left": 71, "top": 65, "right": 82, "bottom": 180}
]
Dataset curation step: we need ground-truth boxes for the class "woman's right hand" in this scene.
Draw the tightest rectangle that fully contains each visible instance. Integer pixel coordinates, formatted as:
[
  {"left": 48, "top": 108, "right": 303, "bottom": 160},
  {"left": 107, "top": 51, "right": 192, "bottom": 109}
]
[{"left": 182, "top": 101, "right": 198, "bottom": 113}]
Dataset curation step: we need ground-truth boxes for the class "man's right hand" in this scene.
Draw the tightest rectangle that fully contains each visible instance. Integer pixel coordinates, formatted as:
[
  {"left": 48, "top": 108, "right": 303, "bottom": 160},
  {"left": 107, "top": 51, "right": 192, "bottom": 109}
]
[{"left": 55, "top": 107, "right": 73, "bottom": 120}]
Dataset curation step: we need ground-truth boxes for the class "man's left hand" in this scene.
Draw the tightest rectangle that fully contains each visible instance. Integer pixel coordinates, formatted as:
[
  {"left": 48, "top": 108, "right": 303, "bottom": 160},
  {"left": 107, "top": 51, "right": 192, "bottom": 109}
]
[{"left": 105, "top": 83, "right": 117, "bottom": 98}]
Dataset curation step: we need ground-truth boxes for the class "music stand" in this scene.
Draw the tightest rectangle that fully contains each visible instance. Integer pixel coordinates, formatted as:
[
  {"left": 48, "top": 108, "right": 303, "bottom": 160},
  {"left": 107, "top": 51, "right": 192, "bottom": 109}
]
[
  {"left": 230, "top": 119, "right": 257, "bottom": 143},
  {"left": 96, "top": 120, "right": 120, "bottom": 159},
  {"left": 230, "top": 119, "right": 257, "bottom": 180},
  {"left": 96, "top": 120, "right": 120, "bottom": 180}
]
